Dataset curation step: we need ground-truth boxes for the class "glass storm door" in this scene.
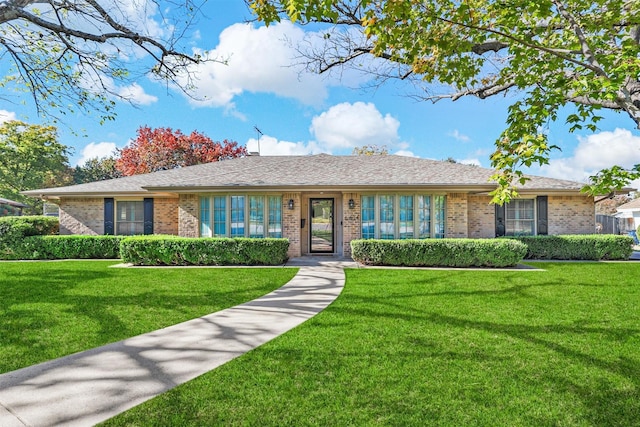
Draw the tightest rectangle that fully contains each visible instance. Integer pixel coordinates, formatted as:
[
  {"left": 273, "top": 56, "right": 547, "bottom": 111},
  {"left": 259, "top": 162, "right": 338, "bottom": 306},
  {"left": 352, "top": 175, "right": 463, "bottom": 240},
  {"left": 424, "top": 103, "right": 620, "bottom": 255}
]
[{"left": 310, "top": 198, "right": 334, "bottom": 253}]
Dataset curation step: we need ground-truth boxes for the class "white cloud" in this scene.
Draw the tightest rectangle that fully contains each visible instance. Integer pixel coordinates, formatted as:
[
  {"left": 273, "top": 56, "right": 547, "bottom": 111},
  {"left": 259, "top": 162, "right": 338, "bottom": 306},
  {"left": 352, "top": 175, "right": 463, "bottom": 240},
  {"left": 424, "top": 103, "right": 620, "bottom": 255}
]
[
  {"left": 448, "top": 129, "right": 471, "bottom": 142},
  {"left": 179, "top": 21, "right": 328, "bottom": 108},
  {"left": 116, "top": 83, "right": 158, "bottom": 105},
  {"left": 539, "top": 128, "right": 640, "bottom": 189},
  {"left": 76, "top": 142, "right": 118, "bottom": 166},
  {"left": 246, "top": 135, "right": 321, "bottom": 156},
  {"left": 0, "top": 110, "right": 16, "bottom": 124},
  {"left": 459, "top": 158, "right": 483, "bottom": 166},
  {"left": 310, "top": 102, "right": 403, "bottom": 151},
  {"left": 395, "top": 150, "right": 418, "bottom": 158},
  {"left": 77, "top": 70, "right": 158, "bottom": 106}
]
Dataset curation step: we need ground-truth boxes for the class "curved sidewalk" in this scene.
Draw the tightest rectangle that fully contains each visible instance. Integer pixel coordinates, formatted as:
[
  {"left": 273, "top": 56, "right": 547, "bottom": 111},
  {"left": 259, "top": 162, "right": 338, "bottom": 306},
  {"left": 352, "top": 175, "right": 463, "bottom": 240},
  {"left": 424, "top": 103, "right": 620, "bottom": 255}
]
[{"left": 0, "top": 263, "right": 347, "bottom": 427}]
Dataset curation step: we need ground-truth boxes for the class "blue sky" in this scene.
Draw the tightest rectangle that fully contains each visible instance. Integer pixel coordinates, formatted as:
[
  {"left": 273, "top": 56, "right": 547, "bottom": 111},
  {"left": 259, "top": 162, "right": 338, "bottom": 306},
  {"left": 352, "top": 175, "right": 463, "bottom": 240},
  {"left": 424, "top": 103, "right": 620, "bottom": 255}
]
[{"left": 1, "top": 1, "right": 639, "bottom": 189}]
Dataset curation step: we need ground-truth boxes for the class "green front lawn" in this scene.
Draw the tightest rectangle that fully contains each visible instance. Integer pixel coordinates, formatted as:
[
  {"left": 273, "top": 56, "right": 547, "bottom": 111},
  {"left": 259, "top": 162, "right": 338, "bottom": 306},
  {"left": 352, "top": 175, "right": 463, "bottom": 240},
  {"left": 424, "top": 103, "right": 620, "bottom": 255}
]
[
  {"left": 0, "top": 261, "right": 297, "bottom": 373},
  {"left": 104, "top": 263, "right": 640, "bottom": 426}
]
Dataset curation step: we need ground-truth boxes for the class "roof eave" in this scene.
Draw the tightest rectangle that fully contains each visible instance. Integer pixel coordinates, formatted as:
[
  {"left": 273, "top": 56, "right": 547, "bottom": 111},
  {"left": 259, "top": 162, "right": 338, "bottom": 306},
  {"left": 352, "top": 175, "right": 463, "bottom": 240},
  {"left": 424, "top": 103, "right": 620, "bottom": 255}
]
[{"left": 20, "top": 191, "right": 179, "bottom": 200}]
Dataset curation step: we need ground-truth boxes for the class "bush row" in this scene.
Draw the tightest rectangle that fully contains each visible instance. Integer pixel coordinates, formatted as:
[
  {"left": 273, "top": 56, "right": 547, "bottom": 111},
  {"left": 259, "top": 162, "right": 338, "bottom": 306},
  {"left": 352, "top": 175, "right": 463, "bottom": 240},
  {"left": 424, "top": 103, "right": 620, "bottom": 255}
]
[
  {"left": 350, "top": 238, "right": 527, "bottom": 268},
  {"left": 7, "top": 235, "right": 125, "bottom": 260},
  {"left": 119, "top": 236, "right": 289, "bottom": 266},
  {"left": 0, "top": 215, "right": 59, "bottom": 244},
  {"left": 511, "top": 235, "right": 634, "bottom": 260},
  {"left": 0, "top": 216, "right": 60, "bottom": 259}
]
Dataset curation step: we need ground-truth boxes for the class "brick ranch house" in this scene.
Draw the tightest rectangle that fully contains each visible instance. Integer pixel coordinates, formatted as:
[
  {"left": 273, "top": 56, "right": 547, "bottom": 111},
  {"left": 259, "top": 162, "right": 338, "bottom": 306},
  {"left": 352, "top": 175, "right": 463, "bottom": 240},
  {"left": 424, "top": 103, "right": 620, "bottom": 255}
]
[{"left": 23, "top": 154, "right": 595, "bottom": 258}]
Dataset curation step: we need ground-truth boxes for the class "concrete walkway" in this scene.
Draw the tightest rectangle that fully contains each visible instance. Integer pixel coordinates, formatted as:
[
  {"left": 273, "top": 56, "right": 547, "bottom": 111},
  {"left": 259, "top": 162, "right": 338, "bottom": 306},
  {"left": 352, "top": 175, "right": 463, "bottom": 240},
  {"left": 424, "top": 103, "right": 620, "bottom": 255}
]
[{"left": 0, "top": 262, "right": 347, "bottom": 427}]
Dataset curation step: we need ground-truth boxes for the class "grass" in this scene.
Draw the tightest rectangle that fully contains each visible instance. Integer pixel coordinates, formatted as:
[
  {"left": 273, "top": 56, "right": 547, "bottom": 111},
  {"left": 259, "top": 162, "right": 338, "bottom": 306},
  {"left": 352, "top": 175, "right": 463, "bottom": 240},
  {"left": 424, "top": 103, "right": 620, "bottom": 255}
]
[
  {"left": 103, "top": 262, "right": 640, "bottom": 426},
  {"left": 0, "top": 261, "right": 297, "bottom": 373}
]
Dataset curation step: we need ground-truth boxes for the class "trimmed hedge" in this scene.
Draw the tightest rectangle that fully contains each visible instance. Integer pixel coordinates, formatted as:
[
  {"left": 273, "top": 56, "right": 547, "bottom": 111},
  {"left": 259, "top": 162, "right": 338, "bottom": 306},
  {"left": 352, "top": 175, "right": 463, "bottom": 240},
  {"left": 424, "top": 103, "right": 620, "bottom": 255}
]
[
  {"left": 0, "top": 215, "right": 60, "bottom": 258},
  {"left": 0, "top": 215, "right": 59, "bottom": 242},
  {"left": 7, "top": 235, "right": 125, "bottom": 260},
  {"left": 512, "top": 235, "right": 634, "bottom": 260},
  {"left": 120, "top": 236, "right": 290, "bottom": 266},
  {"left": 350, "top": 238, "right": 527, "bottom": 268}
]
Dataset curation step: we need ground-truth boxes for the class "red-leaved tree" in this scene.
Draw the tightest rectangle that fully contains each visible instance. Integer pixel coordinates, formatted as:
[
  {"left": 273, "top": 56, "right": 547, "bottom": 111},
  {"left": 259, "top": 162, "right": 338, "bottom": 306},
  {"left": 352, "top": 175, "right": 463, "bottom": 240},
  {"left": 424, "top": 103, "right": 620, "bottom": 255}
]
[{"left": 115, "top": 126, "right": 247, "bottom": 176}]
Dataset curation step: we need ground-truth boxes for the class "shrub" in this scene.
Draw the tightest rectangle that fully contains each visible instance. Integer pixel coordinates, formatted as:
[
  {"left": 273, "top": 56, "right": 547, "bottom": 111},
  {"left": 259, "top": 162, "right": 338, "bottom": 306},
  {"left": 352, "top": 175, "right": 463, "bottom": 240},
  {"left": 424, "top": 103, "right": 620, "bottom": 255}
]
[
  {"left": 120, "top": 236, "right": 289, "bottom": 266},
  {"left": 0, "top": 216, "right": 59, "bottom": 258},
  {"left": 9, "top": 235, "right": 124, "bottom": 260},
  {"left": 512, "top": 235, "right": 633, "bottom": 260},
  {"left": 350, "top": 239, "right": 527, "bottom": 268}
]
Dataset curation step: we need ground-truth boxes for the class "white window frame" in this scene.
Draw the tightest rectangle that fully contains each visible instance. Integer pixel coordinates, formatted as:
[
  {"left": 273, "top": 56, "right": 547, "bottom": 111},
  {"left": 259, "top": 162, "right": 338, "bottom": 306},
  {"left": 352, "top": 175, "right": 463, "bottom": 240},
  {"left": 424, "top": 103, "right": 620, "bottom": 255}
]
[
  {"left": 360, "top": 193, "right": 446, "bottom": 239},
  {"left": 115, "top": 199, "right": 144, "bottom": 236},
  {"left": 199, "top": 194, "right": 283, "bottom": 238},
  {"left": 505, "top": 198, "right": 537, "bottom": 236}
]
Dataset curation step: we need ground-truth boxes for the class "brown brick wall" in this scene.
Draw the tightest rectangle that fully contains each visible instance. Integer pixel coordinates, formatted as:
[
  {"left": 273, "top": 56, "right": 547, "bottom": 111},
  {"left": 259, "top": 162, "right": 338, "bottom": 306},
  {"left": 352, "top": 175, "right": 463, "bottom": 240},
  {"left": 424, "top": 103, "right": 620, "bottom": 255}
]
[
  {"left": 548, "top": 195, "right": 595, "bottom": 235},
  {"left": 342, "top": 193, "right": 361, "bottom": 257},
  {"left": 445, "top": 193, "right": 468, "bottom": 238},
  {"left": 178, "top": 194, "right": 198, "bottom": 237},
  {"left": 283, "top": 193, "right": 301, "bottom": 258},
  {"left": 154, "top": 197, "right": 179, "bottom": 235},
  {"left": 468, "top": 195, "right": 495, "bottom": 238},
  {"left": 58, "top": 198, "right": 104, "bottom": 235}
]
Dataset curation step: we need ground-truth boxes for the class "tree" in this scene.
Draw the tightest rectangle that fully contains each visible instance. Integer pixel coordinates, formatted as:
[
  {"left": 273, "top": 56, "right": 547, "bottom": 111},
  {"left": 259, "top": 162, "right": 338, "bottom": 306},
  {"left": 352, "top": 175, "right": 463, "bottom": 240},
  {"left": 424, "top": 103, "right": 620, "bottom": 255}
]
[
  {"left": 352, "top": 144, "right": 388, "bottom": 155},
  {"left": 115, "top": 126, "right": 247, "bottom": 176},
  {"left": 0, "top": 1, "right": 210, "bottom": 123},
  {"left": 73, "top": 156, "right": 121, "bottom": 183},
  {"left": 0, "top": 120, "right": 70, "bottom": 212},
  {"left": 249, "top": 0, "right": 640, "bottom": 202}
]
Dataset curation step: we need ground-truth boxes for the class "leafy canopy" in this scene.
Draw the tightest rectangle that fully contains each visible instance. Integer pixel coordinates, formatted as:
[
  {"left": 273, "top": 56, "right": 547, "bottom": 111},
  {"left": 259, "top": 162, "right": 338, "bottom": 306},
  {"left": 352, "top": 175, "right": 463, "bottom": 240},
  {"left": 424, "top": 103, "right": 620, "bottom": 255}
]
[
  {"left": 249, "top": 0, "right": 640, "bottom": 202},
  {"left": 115, "top": 126, "right": 247, "bottom": 176},
  {"left": 0, "top": 120, "right": 70, "bottom": 212},
  {"left": 73, "top": 156, "right": 122, "bottom": 184},
  {"left": 0, "top": 0, "right": 210, "bottom": 124},
  {"left": 352, "top": 144, "right": 388, "bottom": 155}
]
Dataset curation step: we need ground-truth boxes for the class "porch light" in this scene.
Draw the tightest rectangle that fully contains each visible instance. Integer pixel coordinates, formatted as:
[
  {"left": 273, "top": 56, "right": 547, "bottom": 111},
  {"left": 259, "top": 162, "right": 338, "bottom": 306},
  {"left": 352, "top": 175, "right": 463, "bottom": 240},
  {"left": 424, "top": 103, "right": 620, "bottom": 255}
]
[
  {"left": 288, "top": 199, "right": 295, "bottom": 210},
  {"left": 348, "top": 198, "right": 355, "bottom": 209}
]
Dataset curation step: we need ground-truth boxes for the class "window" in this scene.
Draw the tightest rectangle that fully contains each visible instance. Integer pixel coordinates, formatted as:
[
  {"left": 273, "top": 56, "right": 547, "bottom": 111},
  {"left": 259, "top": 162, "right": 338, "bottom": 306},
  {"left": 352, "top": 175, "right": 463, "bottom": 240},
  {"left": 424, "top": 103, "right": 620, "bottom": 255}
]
[
  {"left": 200, "top": 195, "right": 282, "bottom": 238},
  {"left": 200, "top": 197, "right": 211, "bottom": 237},
  {"left": 434, "top": 195, "right": 446, "bottom": 238},
  {"left": 116, "top": 201, "right": 144, "bottom": 235},
  {"left": 361, "top": 194, "right": 446, "bottom": 239},
  {"left": 417, "top": 195, "right": 431, "bottom": 238},
  {"left": 398, "top": 195, "right": 414, "bottom": 239},
  {"left": 361, "top": 195, "right": 375, "bottom": 239},
  {"left": 213, "top": 196, "right": 226, "bottom": 236},
  {"left": 268, "top": 196, "right": 282, "bottom": 238},
  {"left": 379, "top": 195, "right": 395, "bottom": 239},
  {"left": 230, "top": 196, "right": 245, "bottom": 237},
  {"left": 249, "top": 196, "right": 265, "bottom": 237},
  {"left": 505, "top": 199, "right": 535, "bottom": 236}
]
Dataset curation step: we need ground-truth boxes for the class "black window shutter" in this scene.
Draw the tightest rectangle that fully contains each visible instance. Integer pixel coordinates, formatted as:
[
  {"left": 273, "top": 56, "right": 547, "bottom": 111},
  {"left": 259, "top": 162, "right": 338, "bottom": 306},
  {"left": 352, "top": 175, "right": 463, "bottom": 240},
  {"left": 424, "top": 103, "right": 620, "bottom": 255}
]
[
  {"left": 537, "top": 196, "right": 548, "bottom": 235},
  {"left": 143, "top": 198, "right": 154, "bottom": 235},
  {"left": 104, "top": 198, "right": 114, "bottom": 235},
  {"left": 495, "top": 204, "right": 506, "bottom": 237}
]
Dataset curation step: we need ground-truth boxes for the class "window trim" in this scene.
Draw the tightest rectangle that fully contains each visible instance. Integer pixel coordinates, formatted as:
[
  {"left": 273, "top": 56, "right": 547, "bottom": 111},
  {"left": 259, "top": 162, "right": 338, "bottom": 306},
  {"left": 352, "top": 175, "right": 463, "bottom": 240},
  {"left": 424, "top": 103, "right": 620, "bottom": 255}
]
[
  {"left": 504, "top": 197, "right": 537, "bottom": 236},
  {"left": 199, "top": 194, "right": 283, "bottom": 238},
  {"left": 360, "top": 193, "right": 447, "bottom": 239},
  {"left": 115, "top": 199, "right": 145, "bottom": 236}
]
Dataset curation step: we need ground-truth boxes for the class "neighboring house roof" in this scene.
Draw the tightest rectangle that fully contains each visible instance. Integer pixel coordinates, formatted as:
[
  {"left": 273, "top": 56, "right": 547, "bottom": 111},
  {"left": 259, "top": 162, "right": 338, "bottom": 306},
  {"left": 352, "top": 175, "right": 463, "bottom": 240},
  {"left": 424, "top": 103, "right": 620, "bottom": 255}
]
[
  {"left": 0, "top": 197, "right": 26, "bottom": 207},
  {"left": 616, "top": 198, "right": 640, "bottom": 212},
  {"left": 22, "top": 154, "right": 587, "bottom": 198}
]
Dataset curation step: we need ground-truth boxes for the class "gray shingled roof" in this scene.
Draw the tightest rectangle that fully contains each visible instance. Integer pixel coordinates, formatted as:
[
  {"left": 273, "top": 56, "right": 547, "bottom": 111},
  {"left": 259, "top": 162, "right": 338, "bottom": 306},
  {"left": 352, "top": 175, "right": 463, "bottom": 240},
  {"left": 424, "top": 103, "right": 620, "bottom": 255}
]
[
  {"left": 617, "top": 198, "right": 640, "bottom": 211},
  {"left": 0, "top": 197, "right": 27, "bottom": 207},
  {"left": 23, "top": 154, "right": 586, "bottom": 197}
]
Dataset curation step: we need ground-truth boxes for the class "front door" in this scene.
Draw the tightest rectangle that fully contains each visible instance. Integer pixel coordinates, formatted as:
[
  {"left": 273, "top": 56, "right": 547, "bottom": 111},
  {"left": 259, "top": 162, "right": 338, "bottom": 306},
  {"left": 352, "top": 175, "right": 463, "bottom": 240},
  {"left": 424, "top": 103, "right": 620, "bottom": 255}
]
[{"left": 310, "top": 198, "right": 334, "bottom": 253}]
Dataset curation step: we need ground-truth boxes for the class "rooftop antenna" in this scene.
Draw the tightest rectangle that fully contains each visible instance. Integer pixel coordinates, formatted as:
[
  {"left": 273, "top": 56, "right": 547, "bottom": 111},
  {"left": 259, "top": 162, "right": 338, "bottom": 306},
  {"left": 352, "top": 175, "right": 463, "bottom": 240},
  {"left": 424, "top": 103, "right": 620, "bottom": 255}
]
[{"left": 253, "top": 125, "right": 263, "bottom": 155}]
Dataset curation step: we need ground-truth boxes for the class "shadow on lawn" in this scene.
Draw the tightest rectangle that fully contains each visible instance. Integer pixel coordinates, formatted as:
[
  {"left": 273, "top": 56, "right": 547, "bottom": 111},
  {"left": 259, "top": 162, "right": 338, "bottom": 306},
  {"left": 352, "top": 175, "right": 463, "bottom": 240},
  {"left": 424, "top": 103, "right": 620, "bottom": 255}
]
[
  {"left": 0, "top": 266, "right": 285, "bottom": 373},
  {"left": 334, "top": 274, "right": 640, "bottom": 425}
]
